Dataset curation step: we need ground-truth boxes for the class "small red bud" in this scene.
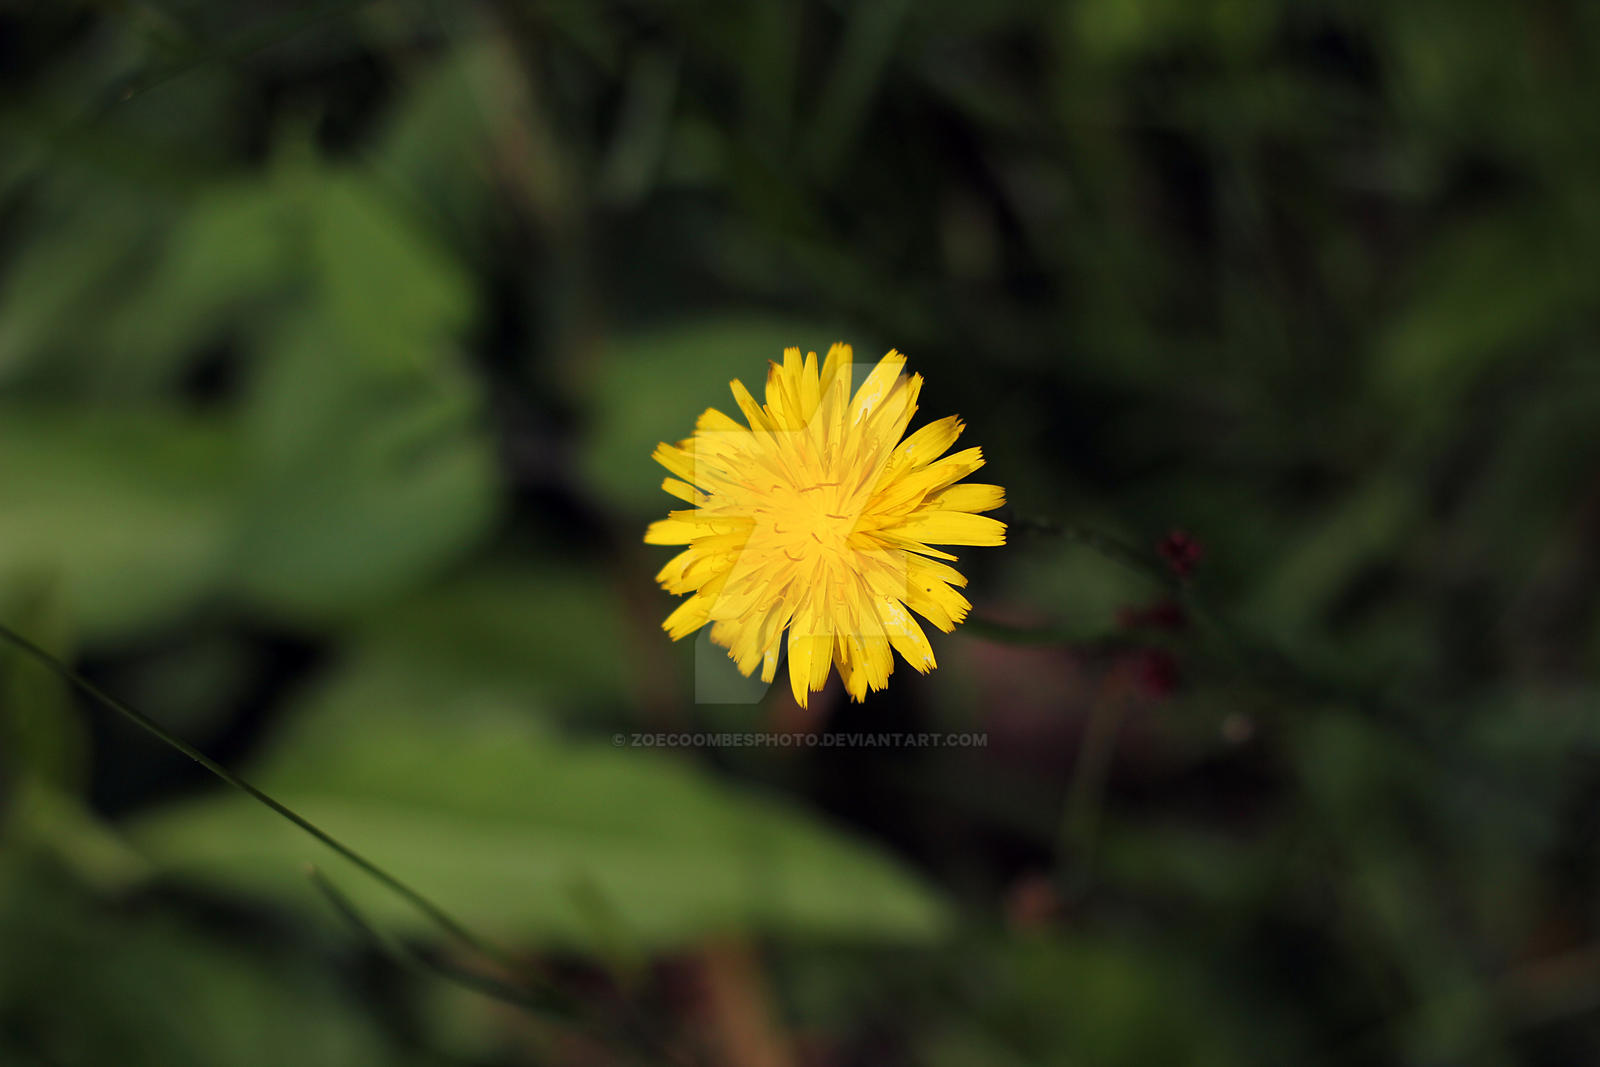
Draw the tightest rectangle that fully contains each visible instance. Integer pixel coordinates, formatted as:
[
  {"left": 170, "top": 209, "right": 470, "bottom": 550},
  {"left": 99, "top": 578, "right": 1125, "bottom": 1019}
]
[
  {"left": 1158, "top": 529, "right": 1204, "bottom": 578},
  {"left": 1123, "top": 648, "right": 1180, "bottom": 699},
  {"left": 1005, "top": 873, "right": 1063, "bottom": 930}
]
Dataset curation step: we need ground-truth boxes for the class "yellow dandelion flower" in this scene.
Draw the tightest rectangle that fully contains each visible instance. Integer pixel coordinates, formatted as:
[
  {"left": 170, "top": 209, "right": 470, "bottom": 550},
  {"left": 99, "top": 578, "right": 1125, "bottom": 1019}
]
[{"left": 645, "top": 344, "right": 1006, "bottom": 708}]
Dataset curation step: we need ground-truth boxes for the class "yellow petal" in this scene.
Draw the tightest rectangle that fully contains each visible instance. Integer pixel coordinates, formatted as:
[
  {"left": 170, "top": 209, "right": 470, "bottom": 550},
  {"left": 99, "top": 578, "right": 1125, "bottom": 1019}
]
[
  {"left": 930, "top": 482, "right": 1005, "bottom": 513},
  {"left": 787, "top": 626, "right": 833, "bottom": 708},
  {"left": 905, "top": 578, "right": 971, "bottom": 632},
  {"left": 661, "top": 477, "right": 707, "bottom": 505},
  {"left": 764, "top": 355, "right": 805, "bottom": 430},
  {"left": 879, "top": 599, "right": 936, "bottom": 673},
  {"left": 885, "top": 510, "right": 1007, "bottom": 547},
  {"left": 898, "top": 541, "right": 959, "bottom": 561},
  {"left": 904, "top": 446, "right": 986, "bottom": 497},
  {"left": 643, "top": 517, "right": 699, "bottom": 545},
  {"left": 859, "top": 633, "right": 893, "bottom": 691},
  {"left": 662, "top": 593, "right": 713, "bottom": 639},
  {"left": 650, "top": 442, "right": 698, "bottom": 484},
  {"left": 894, "top": 415, "right": 963, "bottom": 469},
  {"left": 849, "top": 350, "right": 906, "bottom": 429},
  {"left": 799, "top": 350, "right": 822, "bottom": 420},
  {"left": 654, "top": 549, "right": 695, "bottom": 591},
  {"left": 834, "top": 635, "right": 864, "bottom": 701},
  {"left": 904, "top": 554, "right": 969, "bottom": 593},
  {"left": 729, "top": 378, "right": 772, "bottom": 433},
  {"left": 819, "top": 342, "right": 852, "bottom": 398},
  {"left": 696, "top": 407, "right": 744, "bottom": 434}
]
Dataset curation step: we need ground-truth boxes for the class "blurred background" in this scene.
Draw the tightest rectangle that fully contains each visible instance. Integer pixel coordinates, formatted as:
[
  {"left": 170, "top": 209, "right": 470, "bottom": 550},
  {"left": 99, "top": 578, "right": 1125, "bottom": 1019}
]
[{"left": 4, "top": 1, "right": 1600, "bottom": 1064}]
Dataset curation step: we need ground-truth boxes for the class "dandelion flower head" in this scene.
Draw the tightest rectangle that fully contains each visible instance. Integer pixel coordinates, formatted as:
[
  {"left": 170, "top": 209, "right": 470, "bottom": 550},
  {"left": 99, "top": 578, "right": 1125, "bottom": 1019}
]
[{"left": 646, "top": 345, "right": 1006, "bottom": 708}]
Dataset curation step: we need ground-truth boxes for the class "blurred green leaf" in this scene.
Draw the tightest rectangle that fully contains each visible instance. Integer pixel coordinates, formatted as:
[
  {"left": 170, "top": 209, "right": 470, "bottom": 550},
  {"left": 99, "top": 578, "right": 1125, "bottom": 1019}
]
[
  {"left": 340, "top": 560, "right": 635, "bottom": 707},
  {"left": 1069, "top": 0, "right": 1272, "bottom": 63},
  {"left": 0, "top": 407, "right": 234, "bottom": 641},
  {"left": 1246, "top": 474, "right": 1420, "bottom": 639},
  {"left": 0, "top": 861, "right": 404, "bottom": 1067},
  {"left": 990, "top": 534, "right": 1151, "bottom": 640},
  {"left": 0, "top": 190, "right": 164, "bottom": 387},
  {"left": 1097, "top": 818, "right": 1275, "bottom": 909},
  {"left": 232, "top": 311, "right": 499, "bottom": 618},
  {"left": 804, "top": 0, "right": 909, "bottom": 180},
  {"left": 924, "top": 935, "right": 1262, "bottom": 1067},
  {"left": 0, "top": 582, "right": 86, "bottom": 794},
  {"left": 307, "top": 172, "right": 474, "bottom": 373},
  {"left": 1378, "top": 213, "right": 1593, "bottom": 412},
  {"left": 5, "top": 783, "right": 150, "bottom": 892},
  {"left": 1291, "top": 714, "right": 1514, "bottom": 1063},
  {"left": 130, "top": 672, "right": 951, "bottom": 950},
  {"left": 99, "top": 179, "right": 295, "bottom": 390},
  {"left": 375, "top": 43, "right": 501, "bottom": 241}
]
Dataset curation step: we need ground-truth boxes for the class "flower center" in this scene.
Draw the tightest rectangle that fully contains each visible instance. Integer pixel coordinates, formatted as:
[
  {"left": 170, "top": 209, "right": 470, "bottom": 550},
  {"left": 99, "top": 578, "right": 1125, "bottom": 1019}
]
[{"left": 764, "top": 480, "right": 858, "bottom": 561}]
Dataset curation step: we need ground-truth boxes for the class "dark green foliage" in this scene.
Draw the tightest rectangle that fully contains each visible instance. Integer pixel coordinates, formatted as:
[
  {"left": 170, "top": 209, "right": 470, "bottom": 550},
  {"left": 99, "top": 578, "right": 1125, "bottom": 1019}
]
[{"left": 3, "top": 1, "right": 1600, "bottom": 1063}]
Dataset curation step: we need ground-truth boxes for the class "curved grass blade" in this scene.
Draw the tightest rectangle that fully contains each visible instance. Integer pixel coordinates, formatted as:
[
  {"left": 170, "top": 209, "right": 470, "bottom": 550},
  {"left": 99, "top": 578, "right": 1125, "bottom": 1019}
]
[{"left": 0, "top": 620, "right": 508, "bottom": 970}]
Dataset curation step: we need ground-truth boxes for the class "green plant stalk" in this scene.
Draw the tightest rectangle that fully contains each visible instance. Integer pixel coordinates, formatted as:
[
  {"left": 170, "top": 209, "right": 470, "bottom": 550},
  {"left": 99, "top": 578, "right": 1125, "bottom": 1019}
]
[
  {"left": 1055, "top": 684, "right": 1128, "bottom": 896},
  {"left": 993, "top": 516, "right": 1557, "bottom": 891},
  {"left": 0, "top": 620, "right": 509, "bottom": 972},
  {"left": 995, "top": 515, "right": 1393, "bottom": 716},
  {"left": 306, "top": 864, "right": 561, "bottom": 1015},
  {"left": 307, "top": 866, "right": 690, "bottom": 1067}
]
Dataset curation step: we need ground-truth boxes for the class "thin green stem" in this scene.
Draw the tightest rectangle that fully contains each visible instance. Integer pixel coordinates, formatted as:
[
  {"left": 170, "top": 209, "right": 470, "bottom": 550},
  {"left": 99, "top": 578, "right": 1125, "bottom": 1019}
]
[
  {"left": 0, "top": 621, "right": 509, "bottom": 971},
  {"left": 307, "top": 866, "right": 691, "bottom": 1067},
  {"left": 1055, "top": 684, "right": 1128, "bottom": 896},
  {"left": 999, "top": 515, "right": 1386, "bottom": 716},
  {"left": 306, "top": 865, "right": 562, "bottom": 1015},
  {"left": 1009, "top": 516, "right": 1176, "bottom": 587},
  {"left": 996, "top": 515, "right": 1556, "bottom": 842},
  {"left": 961, "top": 616, "right": 1153, "bottom": 653}
]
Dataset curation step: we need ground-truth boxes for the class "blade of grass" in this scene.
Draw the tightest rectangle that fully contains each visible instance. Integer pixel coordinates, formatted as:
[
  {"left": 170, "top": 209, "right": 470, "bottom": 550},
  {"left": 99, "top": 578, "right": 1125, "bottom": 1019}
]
[
  {"left": 309, "top": 865, "right": 696, "bottom": 1066},
  {"left": 0, "top": 620, "right": 508, "bottom": 971},
  {"left": 305, "top": 865, "right": 568, "bottom": 1015}
]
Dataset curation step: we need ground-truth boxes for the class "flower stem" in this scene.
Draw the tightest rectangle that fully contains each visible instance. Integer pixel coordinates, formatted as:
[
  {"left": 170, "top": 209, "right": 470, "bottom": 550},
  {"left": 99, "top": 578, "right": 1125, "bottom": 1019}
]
[
  {"left": 1055, "top": 679, "right": 1129, "bottom": 895},
  {"left": 999, "top": 515, "right": 1384, "bottom": 715}
]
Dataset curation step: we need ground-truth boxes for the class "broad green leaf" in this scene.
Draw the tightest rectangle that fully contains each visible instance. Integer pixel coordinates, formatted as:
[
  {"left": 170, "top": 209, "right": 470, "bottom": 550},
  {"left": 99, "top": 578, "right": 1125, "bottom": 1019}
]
[
  {"left": 339, "top": 561, "right": 635, "bottom": 706},
  {"left": 307, "top": 172, "right": 474, "bottom": 373},
  {"left": 0, "top": 191, "right": 162, "bottom": 386},
  {"left": 377, "top": 43, "right": 507, "bottom": 233},
  {"left": 232, "top": 312, "right": 499, "bottom": 617},
  {"left": 5, "top": 782, "right": 150, "bottom": 892},
  {"left": 0, "top": 408, "right": 235, "bottom": 641},
  {"left": 129, "top": 671, "right": 950, "bottom": 950},
  {"left": 99, "top": 179, "right": 294, "bottom": 390}
]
